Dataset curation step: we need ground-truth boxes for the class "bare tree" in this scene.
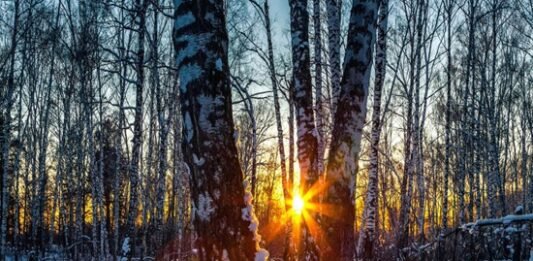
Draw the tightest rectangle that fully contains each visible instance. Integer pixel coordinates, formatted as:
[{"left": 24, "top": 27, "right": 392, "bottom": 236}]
[
  {"left": 173, "top": 1, "right": 267, "bottom": 259},
  {"left": 322, "top": 0, "right": 378, "bottom": 259}
]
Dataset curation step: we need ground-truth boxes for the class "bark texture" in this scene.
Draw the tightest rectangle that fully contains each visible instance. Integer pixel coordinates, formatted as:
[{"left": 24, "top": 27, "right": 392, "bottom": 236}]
[
  {"left": 322, "top": 0, "right": 378, "bottom": 259},
  {"left": 173, "top": 1, "right": 266, "bottom": 259}
]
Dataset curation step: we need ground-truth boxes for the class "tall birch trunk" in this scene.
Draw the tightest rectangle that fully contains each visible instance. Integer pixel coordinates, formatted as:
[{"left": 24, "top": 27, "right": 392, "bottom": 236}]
[
  {"left": 357, "top": 0, "right": 388, "bottom": 258},
  {"left": 173, "top": 1, "right": 267, "bottom": 259},
  {"left": 326, "top": 0, "right": 341, "bottom": 115},
  {"left": 313, "top": 0, "right": 325, "bottom": 176},
  {"left": 288, "top": 0, "right": 320, "bottom": 258},
  {"left": 0, "top": 0, "right": 20, "bottom": 255},
  {"left": 322, "top": 0, "right": 378, "bottom": 259},
  {"left": 125, "top": 0, "right": 147, "bottom": 256}
]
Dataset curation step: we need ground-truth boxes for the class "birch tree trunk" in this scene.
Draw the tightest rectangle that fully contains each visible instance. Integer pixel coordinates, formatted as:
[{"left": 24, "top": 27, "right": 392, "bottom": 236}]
[
  {"left": 0, "top": 0, "right": 20, "bottom": 256},
  {"left": 442, "top": 0, "right": 454, "bottom": 232},
  {"left": 173, "top": 1, "right": 267, "bottom": 259},
  {"left": 125, "top": 0, "right": 147, "bottom": 256},
  {"left": 357, "top": 0, "right": 388, "bottom": 258},
  {"left": 114, "top": 0, "right": 128, "bottom": 255},
  {"left": 313, "top": 0, "right": 325, "bottom": 176},
  {"left": 261, "top": 1, "right": 294, "bottom": 258},
  {"left": 322, "top": 0, "right": 378, "bottom": 259},
  {"left": 288, "top": 0, "right": 320, "bottom": 258},
  {"left": 326, "top": 0, "right": 341, "bottom": 115}
]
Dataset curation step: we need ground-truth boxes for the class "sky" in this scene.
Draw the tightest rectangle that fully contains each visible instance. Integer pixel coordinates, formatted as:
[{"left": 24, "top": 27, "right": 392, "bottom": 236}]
[
  {"left": 269, "top": 1, "right": 291, "bottom": 50},
  {"left": 270, "top": 0, "right": 290, "bottom": 29}
]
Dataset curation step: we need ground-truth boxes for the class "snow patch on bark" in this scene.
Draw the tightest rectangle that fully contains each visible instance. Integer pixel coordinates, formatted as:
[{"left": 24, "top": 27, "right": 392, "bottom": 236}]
[
  {"left": 242, "top": 181, "right": 269, "bottom": 260},
  {"left": 121, "top": 237, "right": 130, "bottom": 256},
  {"left": 179, "top": 63, "right": 203, "bottom": 88},
  {"left": 222, "top": 249, "right": 229, "bottom": 261},
  {"left": 215, "top": 58, "right": 223, "bottom": 71},
  {"left": 197, "top": 193, "right": 215, "bottom": 221},
  {"left": 255, "top": 249, "right": 269, "bottom": 261},
  {"left": 193, "top": 153, "right": 205, "bottom": 166},
  {"left": 184, "top": 112, "right": 193, "bottom": 142},
  {"left": 174, "top": 11, "right": 195, "bottom": 30}
]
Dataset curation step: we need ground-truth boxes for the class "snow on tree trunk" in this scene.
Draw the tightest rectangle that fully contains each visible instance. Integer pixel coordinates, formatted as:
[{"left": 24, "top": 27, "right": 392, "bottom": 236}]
[
  {"left": 322, "top": 0, "right": 378, "bottom": 259},
  {"left": 288, "top": 0, "right": 320, "bottom": 258},
  {"left": 326, "top": 0, "right": 341, "bottom": 115},
  {"left": 357, "top": 0, "right": 388, "bottom": 258},
  {"left": 289, "top": 0, "right": 319, "bottom": 194},
  {"left": 173, "top": 1, "right": 267, "bottom": 260}
]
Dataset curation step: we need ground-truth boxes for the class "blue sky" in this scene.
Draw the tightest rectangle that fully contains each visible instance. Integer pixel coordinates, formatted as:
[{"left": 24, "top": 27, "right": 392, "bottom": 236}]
[
  {"left": 270, "top": 0, "right": 290, "bottom": 27},
  {"left": 269, "top": 1, "right": 291, "bottom": 50}
]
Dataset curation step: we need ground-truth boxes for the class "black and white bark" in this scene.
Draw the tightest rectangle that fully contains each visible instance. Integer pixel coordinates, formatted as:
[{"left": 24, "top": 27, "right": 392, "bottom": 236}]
[
  {"left": 313, "top": 0, "right": 325, "bottom": 176},
  {"left": 288, "top": 0, "right": 320, "bottom": 258},
  {"left": 173, "top": 1, "right": 267, "bottom": 260},
  {"left": 0, "top": 0, "right": 20, "bottom": 255},
  {"left": 442, "top": 0, "right": 454, "bottom": 232},
  {"left": 326, "top": 0, "right": 342, "bottom": 115},
  {"left": 125, "top": 0, "right": 147, "bottom": 256},
  {"left": 322, "top": 0, "right": 378, "bottom": 259},
  {"left": 357, "top": 0, "right": 388, "bottom": 257}
]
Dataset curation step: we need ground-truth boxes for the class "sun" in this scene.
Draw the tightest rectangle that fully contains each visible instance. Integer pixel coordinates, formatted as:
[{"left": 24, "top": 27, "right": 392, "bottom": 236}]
[{"left": 292, "top": 194, "right": 305, "bottom": 215}]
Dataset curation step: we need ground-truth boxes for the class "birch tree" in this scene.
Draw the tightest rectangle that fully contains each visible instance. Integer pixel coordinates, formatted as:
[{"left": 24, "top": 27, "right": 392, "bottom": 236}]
[
  {"left": 125, "top": 0, "right": 148, "bottom": 256},
  {"left": 326, "top": 0, "right": 341, "bottom": 114},
  {"left": 173, "top": 1, "right": 267, "bottom": 259},
  {"left": 357, "top": 0, "right": 389, "bottom": 258},
  {"left": 0, "top": 0, "right": 20, "bottom": 256},
  {"left": 287, "top": 0, "right": 320, "bottom": 258},
  {"left": 322, "top": 0, "right": 378, "bottom": 259}
]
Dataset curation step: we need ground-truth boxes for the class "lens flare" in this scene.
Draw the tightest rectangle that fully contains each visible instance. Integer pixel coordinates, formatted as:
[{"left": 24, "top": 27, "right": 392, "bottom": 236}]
[{"left": 292, "top": 194, "right": 305, "bottom": 215}]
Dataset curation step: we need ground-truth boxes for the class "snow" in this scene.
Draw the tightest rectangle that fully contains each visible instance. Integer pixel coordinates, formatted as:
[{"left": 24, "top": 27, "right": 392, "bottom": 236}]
[
  {"left": 121, "top": 237, "right": 130, "bottom": 256},
  {"left": 179, "top": 63, "right": 203, "bottom": 89},
  {"left": 192, "top": 153, "right": 205, "bottom": 166},
  {"left": 184, "top": 112, "right": 193, "bottom": 142},
  {"left": 461, "top": 213, "right": 533, "bottom": 229},
  {"left": 255, "top": 248, "right": 269, "bottom": 261},
  {"left": 197, "top": 95, "right": 215, "bottom": 132},
  {"left": 174, "top": 11, "right": 196, "bottom": 30},
  {"left": 241, "top": 191, "right": 258, "bottom": 234},
  {"left": 197, "top": 193, "right": 215, "bottom": 221},
  {"left": 241, "top": 181, "right": 269, "bottom": 260},
  {"left": 502, "top": 214, "right": 533, "bottom": 225},
  {"left": 175, "top": 32, "right": 213, "bottom": 68},
  {"left": 215, "top": 58, "right": 223, "bottom": 71}
]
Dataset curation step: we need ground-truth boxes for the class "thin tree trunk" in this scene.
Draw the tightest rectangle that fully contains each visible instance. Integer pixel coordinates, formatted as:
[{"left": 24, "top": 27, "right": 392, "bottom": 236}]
[
  {"left": 357, "top": 0, "right": 388, "bottom": 258},
  {"left": 125, "top": 0, "right": 147, "bottom": 256},
  {"left": 313, "top": 0, "right": 325, "bottom": 177},
  {"left": 326, "top": 0, "right": 341, "bottom": 115},
  {"left": 0, "top": 0, "right": 20, "bottom": 255}
]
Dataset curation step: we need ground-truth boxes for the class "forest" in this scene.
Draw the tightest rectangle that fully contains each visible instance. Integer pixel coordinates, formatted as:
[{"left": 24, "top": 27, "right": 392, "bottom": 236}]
[{"left": 0, "top": 0, "right": 532, "bottom": 260}]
